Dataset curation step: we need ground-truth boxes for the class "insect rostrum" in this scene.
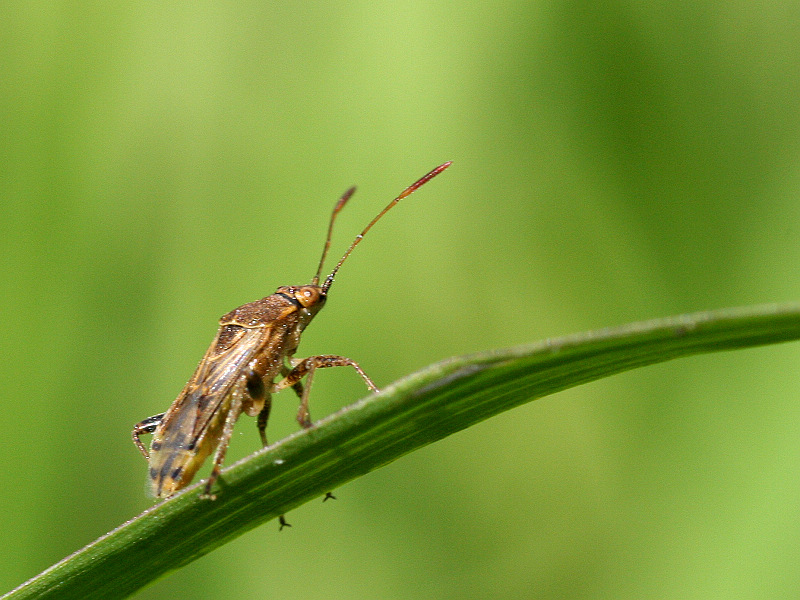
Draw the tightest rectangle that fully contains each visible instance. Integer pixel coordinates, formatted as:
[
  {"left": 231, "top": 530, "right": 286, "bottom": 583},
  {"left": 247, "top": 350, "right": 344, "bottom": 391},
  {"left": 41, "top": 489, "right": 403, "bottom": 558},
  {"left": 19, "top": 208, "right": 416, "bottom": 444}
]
[{"left": 132, "top": 162, "right": 452, "bottom": 500}]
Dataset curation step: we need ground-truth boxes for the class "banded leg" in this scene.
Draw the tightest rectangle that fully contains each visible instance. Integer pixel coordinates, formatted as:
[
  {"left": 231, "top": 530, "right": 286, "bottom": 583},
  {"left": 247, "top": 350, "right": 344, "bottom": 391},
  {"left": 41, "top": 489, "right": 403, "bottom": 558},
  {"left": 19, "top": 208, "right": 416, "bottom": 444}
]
[
  {"left": 132, "top": 413, "right": 165, "bottom": 459},
  {"left": 274, "top": 354, "right": 379, "bottom": 428}
]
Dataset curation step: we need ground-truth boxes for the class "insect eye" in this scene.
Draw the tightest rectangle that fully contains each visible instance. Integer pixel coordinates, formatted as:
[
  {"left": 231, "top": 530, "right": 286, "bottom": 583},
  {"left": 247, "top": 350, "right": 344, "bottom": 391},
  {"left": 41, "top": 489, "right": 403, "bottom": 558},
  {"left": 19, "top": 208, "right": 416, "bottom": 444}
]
[{"left": 295, "top": 287, "right": 319, "bottom": 308}]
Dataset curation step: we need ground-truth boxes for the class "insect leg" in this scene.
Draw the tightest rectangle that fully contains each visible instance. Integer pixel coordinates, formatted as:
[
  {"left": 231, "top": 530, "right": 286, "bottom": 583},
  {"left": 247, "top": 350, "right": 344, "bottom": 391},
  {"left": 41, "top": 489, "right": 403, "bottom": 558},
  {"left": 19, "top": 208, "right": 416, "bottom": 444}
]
[
  {"left": 274, "top": 355, "right": 379, "bottom": 428},
  {"left": 245, "top": 369, "right": 274, "bottom": 447},
  {"left": 296, "top": 366, "right": 318, "bottom": 429},
  {"left": 256, "top": 394, "right": 273, "bottom": 447},
  {"left": 132, "top": 413, "right": 165, "bottom": 459},
  {"left": 201, "top": 386, "right": 244, "bottom": 500},
  {"left": 280, "top": 362, "right": 307, "bottom": 396}
]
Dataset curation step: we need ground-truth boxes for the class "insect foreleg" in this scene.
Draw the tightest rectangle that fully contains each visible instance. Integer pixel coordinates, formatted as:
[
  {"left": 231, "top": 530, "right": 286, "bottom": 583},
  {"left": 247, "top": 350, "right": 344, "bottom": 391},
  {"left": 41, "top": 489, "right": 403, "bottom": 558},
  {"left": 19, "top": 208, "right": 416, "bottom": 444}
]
[
  {"left": 132, "top": 413, "right": 165, "bottom": 459},
  {"left": 274, "top": 355, "right": 379, "bottom": 428},
  {"left": 201, "top": 386, "right": 244, "bottom": 500}
]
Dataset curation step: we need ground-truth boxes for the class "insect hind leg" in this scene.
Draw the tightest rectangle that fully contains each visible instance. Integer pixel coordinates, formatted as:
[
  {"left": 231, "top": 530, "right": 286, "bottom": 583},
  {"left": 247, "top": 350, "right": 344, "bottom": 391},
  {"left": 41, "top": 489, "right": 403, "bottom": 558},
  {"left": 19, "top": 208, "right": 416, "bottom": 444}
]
[
  {"left": 132, "top": 413, "right": 165, "bottom": 459},
  {"left": 274, "top": 355, "right": 379, "bottom": 428}
]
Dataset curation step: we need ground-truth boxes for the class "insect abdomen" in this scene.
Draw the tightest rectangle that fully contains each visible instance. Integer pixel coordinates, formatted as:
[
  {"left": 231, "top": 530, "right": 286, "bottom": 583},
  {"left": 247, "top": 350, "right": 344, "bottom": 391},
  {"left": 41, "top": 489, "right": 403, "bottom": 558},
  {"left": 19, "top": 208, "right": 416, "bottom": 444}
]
[{"left": 149, "top": 449, "right": 198, "bottom": 497}]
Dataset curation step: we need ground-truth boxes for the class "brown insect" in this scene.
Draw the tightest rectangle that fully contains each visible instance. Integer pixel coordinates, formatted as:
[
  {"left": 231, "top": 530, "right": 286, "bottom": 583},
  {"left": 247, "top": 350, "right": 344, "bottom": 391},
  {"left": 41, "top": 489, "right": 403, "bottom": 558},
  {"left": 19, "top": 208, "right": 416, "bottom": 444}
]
[{"left": 132, "top": 162, "right": 452, "bottom": 501}]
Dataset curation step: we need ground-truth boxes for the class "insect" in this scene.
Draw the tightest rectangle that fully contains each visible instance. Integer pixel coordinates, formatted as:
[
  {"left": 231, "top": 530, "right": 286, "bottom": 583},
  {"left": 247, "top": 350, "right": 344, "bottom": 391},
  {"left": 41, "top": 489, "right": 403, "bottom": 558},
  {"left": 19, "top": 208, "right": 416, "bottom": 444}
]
[{"left": 132, "top": 161, "right": 452, "bottom": 501}]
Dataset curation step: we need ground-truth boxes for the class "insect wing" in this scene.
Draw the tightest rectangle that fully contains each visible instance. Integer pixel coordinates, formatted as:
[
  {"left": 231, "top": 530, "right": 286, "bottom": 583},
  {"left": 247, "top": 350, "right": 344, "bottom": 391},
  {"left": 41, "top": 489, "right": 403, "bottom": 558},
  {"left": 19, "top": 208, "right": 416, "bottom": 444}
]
[{"left": 149, "top": 325, "right": 269, "bottom": 495}]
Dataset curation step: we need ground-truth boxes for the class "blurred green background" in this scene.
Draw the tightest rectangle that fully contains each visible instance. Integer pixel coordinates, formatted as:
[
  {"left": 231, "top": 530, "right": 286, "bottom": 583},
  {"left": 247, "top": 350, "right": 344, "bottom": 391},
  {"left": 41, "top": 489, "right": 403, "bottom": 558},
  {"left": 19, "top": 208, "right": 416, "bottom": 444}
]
[{"left": 4, "top": 2, "right": 800, "bottom": 599}]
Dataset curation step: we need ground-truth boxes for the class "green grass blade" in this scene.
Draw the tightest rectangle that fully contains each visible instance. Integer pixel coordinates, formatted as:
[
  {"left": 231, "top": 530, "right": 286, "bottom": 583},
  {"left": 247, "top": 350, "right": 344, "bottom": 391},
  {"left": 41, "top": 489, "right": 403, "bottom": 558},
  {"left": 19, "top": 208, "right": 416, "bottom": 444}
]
[{"left": 6, "top": 303, "right": 800, "bottom": 600}]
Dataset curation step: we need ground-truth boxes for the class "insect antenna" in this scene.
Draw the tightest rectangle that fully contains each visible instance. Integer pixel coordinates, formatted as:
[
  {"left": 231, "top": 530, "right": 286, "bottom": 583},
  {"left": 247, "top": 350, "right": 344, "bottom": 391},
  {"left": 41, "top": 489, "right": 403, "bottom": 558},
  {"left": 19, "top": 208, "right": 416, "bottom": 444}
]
[
  {"left": 321, "top": 161, "right": 452, "bottom": 293},
  {"left": 312, "top": 186, "right": 357, "bottom": 286}
]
